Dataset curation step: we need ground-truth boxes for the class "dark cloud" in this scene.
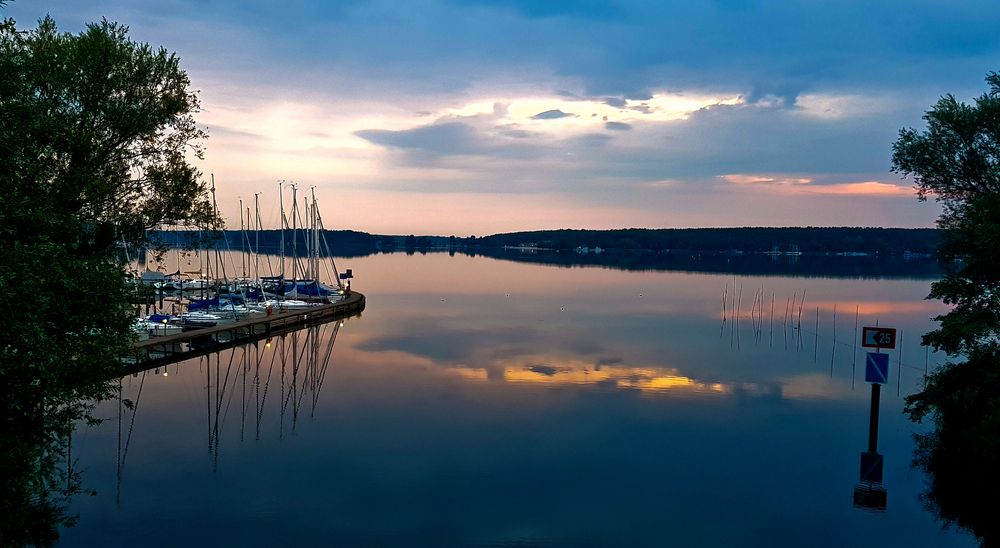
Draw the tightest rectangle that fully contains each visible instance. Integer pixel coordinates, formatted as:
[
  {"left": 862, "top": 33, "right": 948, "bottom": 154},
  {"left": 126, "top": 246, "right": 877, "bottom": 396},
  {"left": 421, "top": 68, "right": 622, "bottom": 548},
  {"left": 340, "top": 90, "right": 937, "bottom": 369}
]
[
  {"left": 605, "top": 121, "right": 631, "bottom": 131},
  {"left": 355, "top": 123, "right": 480, "bottom": 154},
  {"left": 527, "top": 365, "right": 558, "bottom": 376},
  {"left": 532, "top": 109, "right": 575, "bottom": 120},
  {"left": 355, "top": 121, "right": 552, "bottom": 166},
  {"left": 496, "top": 127, "right": 538, "bottom": 139}
]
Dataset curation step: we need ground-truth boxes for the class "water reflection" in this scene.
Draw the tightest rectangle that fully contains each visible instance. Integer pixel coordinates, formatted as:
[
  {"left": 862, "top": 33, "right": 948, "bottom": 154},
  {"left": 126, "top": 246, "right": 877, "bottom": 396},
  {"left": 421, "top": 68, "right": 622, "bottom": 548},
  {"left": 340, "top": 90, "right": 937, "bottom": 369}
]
[
  {"left": 49, "top": 253, "right": 977, "bottom": 547},
  {"left": 905, "top": 349, "right": 1000, "bottom": 545},
  {"left": 0, "top": 380, "right": 103, "bottom": 547},
  {"left": 116, "top": 320, "right": 343, "bottom": 486}
]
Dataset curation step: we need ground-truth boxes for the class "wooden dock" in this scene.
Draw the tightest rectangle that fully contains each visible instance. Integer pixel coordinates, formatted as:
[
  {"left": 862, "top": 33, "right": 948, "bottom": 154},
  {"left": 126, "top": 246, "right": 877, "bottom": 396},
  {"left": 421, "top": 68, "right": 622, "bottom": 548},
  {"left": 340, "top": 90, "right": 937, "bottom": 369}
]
[{"left": 128, "top": 291, "right": 365, "bottom": 371}]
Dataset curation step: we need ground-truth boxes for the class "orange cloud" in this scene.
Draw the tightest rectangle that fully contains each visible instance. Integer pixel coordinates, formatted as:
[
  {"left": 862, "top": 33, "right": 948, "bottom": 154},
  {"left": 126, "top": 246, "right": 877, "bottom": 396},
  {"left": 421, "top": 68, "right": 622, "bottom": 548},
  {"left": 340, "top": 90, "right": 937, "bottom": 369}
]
[
  {"left": 720, "top": 174, "right": 812, "bottom": 186},
  {"left": 803, "top": 181, "right": 911, "bottom": 196},
  {"left": 721, "top": 174, "right": 911, "bottom": 197}
]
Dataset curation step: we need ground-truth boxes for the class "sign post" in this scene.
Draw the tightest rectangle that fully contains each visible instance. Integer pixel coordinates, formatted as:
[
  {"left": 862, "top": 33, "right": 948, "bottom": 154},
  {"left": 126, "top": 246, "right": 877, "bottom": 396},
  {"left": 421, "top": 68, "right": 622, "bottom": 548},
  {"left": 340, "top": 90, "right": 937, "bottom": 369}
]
[{"left": 854, "top": 325, "right": 894, "bottom": 511}]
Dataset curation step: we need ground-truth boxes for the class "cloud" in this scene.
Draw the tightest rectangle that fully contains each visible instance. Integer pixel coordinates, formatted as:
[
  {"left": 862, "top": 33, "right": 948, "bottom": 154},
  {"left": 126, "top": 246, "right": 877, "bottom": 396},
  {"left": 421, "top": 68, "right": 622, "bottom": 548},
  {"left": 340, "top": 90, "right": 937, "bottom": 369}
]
[
  {"left": 721, "top": 174, "right": 812, "bottom": 186},
  {"left": 527, "top": 365, "right": 558, "bottom": 376},
  {"left": 4, "top": 0, "right": 973, "bottom": 231},
  {"left": 720, "top": 174, "right": 912, "bottom": 196},
  {"left": 804, "top": 181, "right": 912, "bottom": 196},
  {"left": 605, "top": 121, "right": 632, "bottom": 131},
  {"left": 355, "top": 123, "right": 482, "bottom": 154},
  {"left": 532, "top": 109, "right": 575, "bottom": 120}
]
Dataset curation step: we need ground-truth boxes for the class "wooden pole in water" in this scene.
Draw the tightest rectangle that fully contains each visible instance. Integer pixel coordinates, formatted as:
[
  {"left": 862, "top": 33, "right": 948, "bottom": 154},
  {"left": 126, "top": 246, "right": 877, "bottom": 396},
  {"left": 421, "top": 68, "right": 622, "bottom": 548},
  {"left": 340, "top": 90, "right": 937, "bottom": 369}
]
[
  {"left": 814, "top": 306, "right": 819, "bottom": 363},
  {"left": 733, "top": 283, "right": 742, "bottom": 347},
  {"left": 852, "top": 305, "right": 859, "bottom": 390},
  {"left": 736, "top": 284, "right": 743, "bottom": 349},
  {"left": 830, "top": 303, "right": 837, "bottom": 375},
  {"left": 722, "top": 284, "right": 729, "bottom": 323},
  {"left": 770, "top": 291, "right": 775, "bottom": 347},
  {"left": 757, "top": 287, "right": 763, "bottom": 340},
  {"left": 720, "top": 286, "right": 727, "bottom": 338},
  {"left": 897, "top": 330, "right": 903, "bottom": 397}
]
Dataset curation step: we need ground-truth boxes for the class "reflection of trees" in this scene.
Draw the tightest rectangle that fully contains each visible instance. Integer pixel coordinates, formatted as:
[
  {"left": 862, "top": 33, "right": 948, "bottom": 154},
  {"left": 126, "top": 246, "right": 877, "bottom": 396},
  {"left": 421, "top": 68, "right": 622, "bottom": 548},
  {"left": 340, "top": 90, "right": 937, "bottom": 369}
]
[
  {"left": 1, "top": 319, "right": 344, "bottom": 546},
  {"left": 893, "top": 72, "right": 1000, "bottom": 546},
  {"left": 0, "top": 384, "right": 108, "bottom": 547},
  {"left": 906, "top": 349, "right": 1000, "bottom": 545}
]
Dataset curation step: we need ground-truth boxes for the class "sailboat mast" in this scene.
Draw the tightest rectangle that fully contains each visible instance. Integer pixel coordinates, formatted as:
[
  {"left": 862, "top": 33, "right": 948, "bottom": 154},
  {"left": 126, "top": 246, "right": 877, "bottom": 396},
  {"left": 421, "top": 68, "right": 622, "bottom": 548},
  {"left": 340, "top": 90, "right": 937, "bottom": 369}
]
[
  {"left": 254, "top": 192, "right": 261, "bottom": 281},
  {"left": 247, "top": 206, "right": 252, "bottom": 277},
  {"left": 291, "top": 183, "right": 298, "bottom": 284},
  {"left": 311, "top": 187, "right": 319, "bottom": 282},
  {"left": 211, "top": 173, "right": 219, "bottom": 287},
  {"left": 303, "top": 194, "right": 310, "bottom": 280},
  {"left": 239, "top": 198, "right": 245, "bottom": 278},
  {"left": 279, "top": 181, "right": 285, "bottom": 279}
]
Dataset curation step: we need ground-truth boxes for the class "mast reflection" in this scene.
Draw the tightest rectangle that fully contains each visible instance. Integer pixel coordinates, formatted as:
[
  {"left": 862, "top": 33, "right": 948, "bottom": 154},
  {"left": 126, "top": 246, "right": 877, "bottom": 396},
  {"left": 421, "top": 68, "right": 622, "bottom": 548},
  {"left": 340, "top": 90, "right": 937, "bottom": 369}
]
[{"left": 115, "top": 319, "right": 343, "bottom": 496}]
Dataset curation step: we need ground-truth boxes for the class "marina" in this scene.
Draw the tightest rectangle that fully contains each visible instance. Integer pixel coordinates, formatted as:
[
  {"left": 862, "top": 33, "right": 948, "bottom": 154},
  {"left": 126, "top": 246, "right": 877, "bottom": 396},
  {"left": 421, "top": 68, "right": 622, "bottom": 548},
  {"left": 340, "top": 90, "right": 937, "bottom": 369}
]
[{"left": 129, "top": 291, "right": 365, "bottom": 371}]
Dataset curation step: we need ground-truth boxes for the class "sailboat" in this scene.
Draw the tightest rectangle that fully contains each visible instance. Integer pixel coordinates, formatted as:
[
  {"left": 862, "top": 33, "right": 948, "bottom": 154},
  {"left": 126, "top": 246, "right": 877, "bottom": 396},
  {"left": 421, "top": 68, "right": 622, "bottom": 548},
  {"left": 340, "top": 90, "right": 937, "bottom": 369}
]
[{"left": 261, "top": 183, "right": 344, "bottom": 308}]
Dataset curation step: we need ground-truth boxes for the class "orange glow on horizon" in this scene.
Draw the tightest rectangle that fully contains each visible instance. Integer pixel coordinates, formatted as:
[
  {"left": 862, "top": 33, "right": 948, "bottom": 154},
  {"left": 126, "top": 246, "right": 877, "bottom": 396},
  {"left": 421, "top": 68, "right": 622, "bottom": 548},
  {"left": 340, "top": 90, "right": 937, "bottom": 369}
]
[{"left": 721, "top": 174, "right": 911, "bottom": 197}]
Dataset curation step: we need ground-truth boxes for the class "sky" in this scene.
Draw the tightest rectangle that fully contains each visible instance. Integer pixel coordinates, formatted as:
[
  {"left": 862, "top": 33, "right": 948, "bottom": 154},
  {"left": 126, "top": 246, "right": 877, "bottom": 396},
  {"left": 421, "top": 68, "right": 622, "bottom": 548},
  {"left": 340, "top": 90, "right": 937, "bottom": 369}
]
[{"left": 6, "top": 0, "right": 999, "bottom": 235}]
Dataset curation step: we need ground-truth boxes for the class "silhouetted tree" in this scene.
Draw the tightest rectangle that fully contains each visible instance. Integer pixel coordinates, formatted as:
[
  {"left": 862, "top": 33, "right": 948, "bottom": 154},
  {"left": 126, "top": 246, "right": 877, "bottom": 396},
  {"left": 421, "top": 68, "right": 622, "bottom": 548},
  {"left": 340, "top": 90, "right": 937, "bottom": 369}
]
[
  {"left": 893, "top": 71, "right": 1000, "bottom": 547},
  {"left": 0, "top": 13, "right": 219, "bottom": 546}
]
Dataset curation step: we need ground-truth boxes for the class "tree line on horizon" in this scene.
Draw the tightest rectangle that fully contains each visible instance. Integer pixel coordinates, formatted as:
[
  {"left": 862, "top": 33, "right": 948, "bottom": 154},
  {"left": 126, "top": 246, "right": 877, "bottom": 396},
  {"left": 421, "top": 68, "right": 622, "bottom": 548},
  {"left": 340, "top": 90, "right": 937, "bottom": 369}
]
[{"left": 155, "top": 226, "right": 941, "bottom": 256}]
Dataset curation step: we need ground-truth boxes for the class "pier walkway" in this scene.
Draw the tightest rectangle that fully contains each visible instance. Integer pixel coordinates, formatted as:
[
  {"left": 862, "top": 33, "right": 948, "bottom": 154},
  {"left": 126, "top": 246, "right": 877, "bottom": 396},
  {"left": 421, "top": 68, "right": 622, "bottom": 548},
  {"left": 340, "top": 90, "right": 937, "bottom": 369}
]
[{"left": 128, "top": 292, "right": 365, "bottom": 371}]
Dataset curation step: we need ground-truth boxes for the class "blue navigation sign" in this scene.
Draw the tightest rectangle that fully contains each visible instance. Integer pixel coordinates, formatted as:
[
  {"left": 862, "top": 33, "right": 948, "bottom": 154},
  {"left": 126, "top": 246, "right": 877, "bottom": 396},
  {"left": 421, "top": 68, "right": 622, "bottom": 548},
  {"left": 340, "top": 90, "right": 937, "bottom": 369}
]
[{"left": 865, "top": 352, "right": 890, "bottom": 384}]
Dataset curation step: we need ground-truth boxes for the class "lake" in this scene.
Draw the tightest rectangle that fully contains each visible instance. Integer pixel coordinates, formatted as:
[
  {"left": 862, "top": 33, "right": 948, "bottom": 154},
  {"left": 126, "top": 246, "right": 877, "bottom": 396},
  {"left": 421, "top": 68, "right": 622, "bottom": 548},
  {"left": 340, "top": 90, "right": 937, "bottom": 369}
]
[{"left": 58, "top": 252, "right": 975, "bottom": 547}]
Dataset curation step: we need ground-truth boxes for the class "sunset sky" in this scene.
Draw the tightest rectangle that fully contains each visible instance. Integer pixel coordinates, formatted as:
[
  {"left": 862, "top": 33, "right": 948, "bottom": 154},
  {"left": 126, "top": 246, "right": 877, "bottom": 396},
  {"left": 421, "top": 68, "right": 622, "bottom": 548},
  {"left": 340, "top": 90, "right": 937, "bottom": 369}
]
[{"left": 6, "top": 1, "right": 999, "bottom": 234}]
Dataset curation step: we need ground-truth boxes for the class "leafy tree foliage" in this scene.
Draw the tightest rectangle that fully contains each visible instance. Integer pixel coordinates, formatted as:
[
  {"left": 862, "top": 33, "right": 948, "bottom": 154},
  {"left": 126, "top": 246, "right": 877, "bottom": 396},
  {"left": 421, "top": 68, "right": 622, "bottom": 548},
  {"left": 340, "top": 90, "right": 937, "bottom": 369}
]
[
  {"left": 0, "top": 16, "right": 217, "bottom": 252},
  {"left": 893, "top": 72, "right": 1000, "bottom": 546},
  {"left": 892, "top": 72, "right": 1000, "bottom": 356},
  {"left": 0, "top": 13, "right": 219, "bottom": 545}
]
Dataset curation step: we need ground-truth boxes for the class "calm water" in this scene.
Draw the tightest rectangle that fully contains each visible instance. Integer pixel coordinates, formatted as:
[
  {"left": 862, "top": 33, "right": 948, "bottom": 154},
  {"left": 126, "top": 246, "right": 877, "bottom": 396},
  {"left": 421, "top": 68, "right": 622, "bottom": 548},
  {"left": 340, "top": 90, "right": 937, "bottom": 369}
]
[{"left": 60, "top": 253, "right": 974, "bottom": 546}]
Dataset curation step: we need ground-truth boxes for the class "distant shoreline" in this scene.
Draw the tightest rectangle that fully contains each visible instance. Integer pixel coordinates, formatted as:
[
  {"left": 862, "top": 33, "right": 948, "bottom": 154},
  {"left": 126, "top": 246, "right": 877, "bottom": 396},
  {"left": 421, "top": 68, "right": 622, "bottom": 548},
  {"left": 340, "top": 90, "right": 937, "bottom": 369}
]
[{"left": 154, "top": 226, "right": 940, "bottom": 258}]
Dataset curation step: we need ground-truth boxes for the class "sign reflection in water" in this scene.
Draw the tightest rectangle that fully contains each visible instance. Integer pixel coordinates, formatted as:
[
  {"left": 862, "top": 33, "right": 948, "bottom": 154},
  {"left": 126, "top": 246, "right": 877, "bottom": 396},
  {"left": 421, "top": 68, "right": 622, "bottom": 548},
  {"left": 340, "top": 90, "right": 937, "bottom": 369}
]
[{"left": 61, "top": 252, "right": 975, "bottom": 547}]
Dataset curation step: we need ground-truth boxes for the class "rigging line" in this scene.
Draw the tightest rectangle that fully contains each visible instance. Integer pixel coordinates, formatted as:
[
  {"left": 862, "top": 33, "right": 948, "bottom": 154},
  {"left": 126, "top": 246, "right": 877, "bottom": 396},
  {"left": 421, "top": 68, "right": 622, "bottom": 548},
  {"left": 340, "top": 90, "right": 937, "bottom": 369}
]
[
  {"left": 205, "top": 355, "right": 211, "bottom": 452},
  {"left": 281, "top": 337, "right": 296, "bottom": 412},
  {"left": 312, "top": 323, "right": 340, "bottom": 416},
  {"left": 217, "top": 344, "right": 241, "bottom": 432},
  {"left": 316, "top": 212, "right": 342, "bottom": 288},
  {"left": 241, "top": 345, "right": 248, "bottom": 442},
  {"left": 292, "top": 329, "right": 314, "bottom": 422},
  {"left": 118, "top": 370, "right": 147, "bottom": 487},
  {"left": 256, "top": 337, "right": 279, "bottom": 440},
  {"left": 290, "top": 330, "right": 304, "bottom": 429},
  {"left": 279, "top": 334, "right": 289, "bottom": 438},
  {"left": 116, "top": 377, "right": 122, "bottom": 504}
]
